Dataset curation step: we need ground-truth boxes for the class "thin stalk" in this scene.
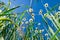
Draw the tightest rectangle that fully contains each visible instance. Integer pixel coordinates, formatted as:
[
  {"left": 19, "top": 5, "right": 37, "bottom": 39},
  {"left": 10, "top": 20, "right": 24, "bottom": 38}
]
[{"left": 41, "top": 14, "right": 51, "bottom": 38}]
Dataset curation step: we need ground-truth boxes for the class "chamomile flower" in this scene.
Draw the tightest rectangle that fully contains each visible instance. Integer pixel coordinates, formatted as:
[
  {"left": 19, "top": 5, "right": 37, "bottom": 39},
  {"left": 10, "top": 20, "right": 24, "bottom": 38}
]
[
  {"left": 45, "top": 33, "right": 48, "bottom": 36},
  {"left": 29, "top": 18, "right": 33, "bottom": 22},
  {"left": 31, "top": 13, "right": 35, "bottom": 16},
  {"left": 35, "top": 29, "right": 38, "bottom": 33},
  {"left": 39, "top": 9, "right": 43, "bottom": 15},
  {"left": 29, "top": 8, "right": 33, "bottom": 13},
  {"left": 44, "top": 3, "right": 48, "bottom": 8},
  {"left": 22, "top": 17, "right": 26, "bottom": 21},
  {"left": 39, "top": 30, "right": 42, "bottom": 33},
  {"left": 25, "top": 21, "right": 28, "bottom": 24},
  {"left": 31, "top": 13, "right": 35, "bottom": 19}
]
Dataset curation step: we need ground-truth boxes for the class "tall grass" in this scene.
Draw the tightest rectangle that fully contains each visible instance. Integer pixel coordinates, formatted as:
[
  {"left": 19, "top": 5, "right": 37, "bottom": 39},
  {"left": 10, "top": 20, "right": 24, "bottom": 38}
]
[{"left": 0, "top": 0, "right": 60, "bottom": 40}]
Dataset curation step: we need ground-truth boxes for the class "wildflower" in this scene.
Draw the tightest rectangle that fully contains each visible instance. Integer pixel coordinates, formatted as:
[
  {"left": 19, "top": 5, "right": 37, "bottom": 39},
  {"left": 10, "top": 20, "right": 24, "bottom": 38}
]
[
  {"left": 29, "top": 8, "right": 33, "bottom": 13},
  {"left": 39, "top": 30, "right": 42, "bottom": 33},
  {"left": 31, "top": 13, "right": 35, "bottom": 16},
  {"left": 39, "top": 9, "right": 43, "bottom": 15},
  {"left": 0, "top": 10, "right": 2, "bottom": 13},
  {"left": 38, "top": 23, "right": 41, "bottom": 26},
  {"left": 45, "top": 33, "right": 48, "bottom": 36},
  {"left": 44, "top": 13, "right": 47, "bottom": 17},
  {"left": 31, "top": 13, "right": 35, "bottom": 19},
  {"left": 29, "top": 18, "right": 33, "bottom": 22},
  {"left": 22, "top": 17, "right": 26, "bottom": 21},
  {"left": 35, "top": 29, "right": 38, "bottom": 33},
  {"left": 25, "top": 21, "right": 28, "bottom": 24},
  {"left": 44, "top": 3, "right": 48, "bottom": 8}
]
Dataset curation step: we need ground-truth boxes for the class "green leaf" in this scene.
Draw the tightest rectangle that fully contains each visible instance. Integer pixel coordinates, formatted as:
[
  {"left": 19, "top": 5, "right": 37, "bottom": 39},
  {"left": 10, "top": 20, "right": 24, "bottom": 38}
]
[
  {"left": 2, "top": 6, "right": 20, "bottom": 14},
  {"left": 51, "top": 29, "right": 60, "bottom": 40}
]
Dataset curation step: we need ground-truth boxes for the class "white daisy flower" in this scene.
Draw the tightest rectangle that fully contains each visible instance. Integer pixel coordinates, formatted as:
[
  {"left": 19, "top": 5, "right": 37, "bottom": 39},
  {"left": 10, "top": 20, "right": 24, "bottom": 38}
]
[
  {"left": 22, "top": 17, "right": 26, "bottom": 21},
  {"left": 45, "top": 33, "right": 48, "bottom": 36},
  {"left": 25, "top": 21, "right": 28, "bottom": 24},
  {"left": 35, "top": 30, "right": 38, "bottom": 33},
  {"left": 29, "top": 8, "right": 33, "bottom": 13},
  {"left": 26, "top": 10, "right": 28, "bottom": 12},
  {"left": 44, "top": 3, "right": 48, "bottom": 7},
  {"left": 29, "top": 18, "right": 33, "bottom": 22},
  {"left": 39, "top": 30, "right": 42, "bottom": 33},
  {"left": 39, "top": 9, "right": 43, "bottom": 15},
  {"left": 31, "top": 13, "right": 35, "bottom": 19}
]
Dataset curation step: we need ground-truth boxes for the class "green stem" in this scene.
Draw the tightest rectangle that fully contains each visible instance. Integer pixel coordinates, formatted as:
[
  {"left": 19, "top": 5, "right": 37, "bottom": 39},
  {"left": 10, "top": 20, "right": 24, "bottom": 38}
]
[{"left": 0, "top": 18, "right": 19, "bottom": 28}]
